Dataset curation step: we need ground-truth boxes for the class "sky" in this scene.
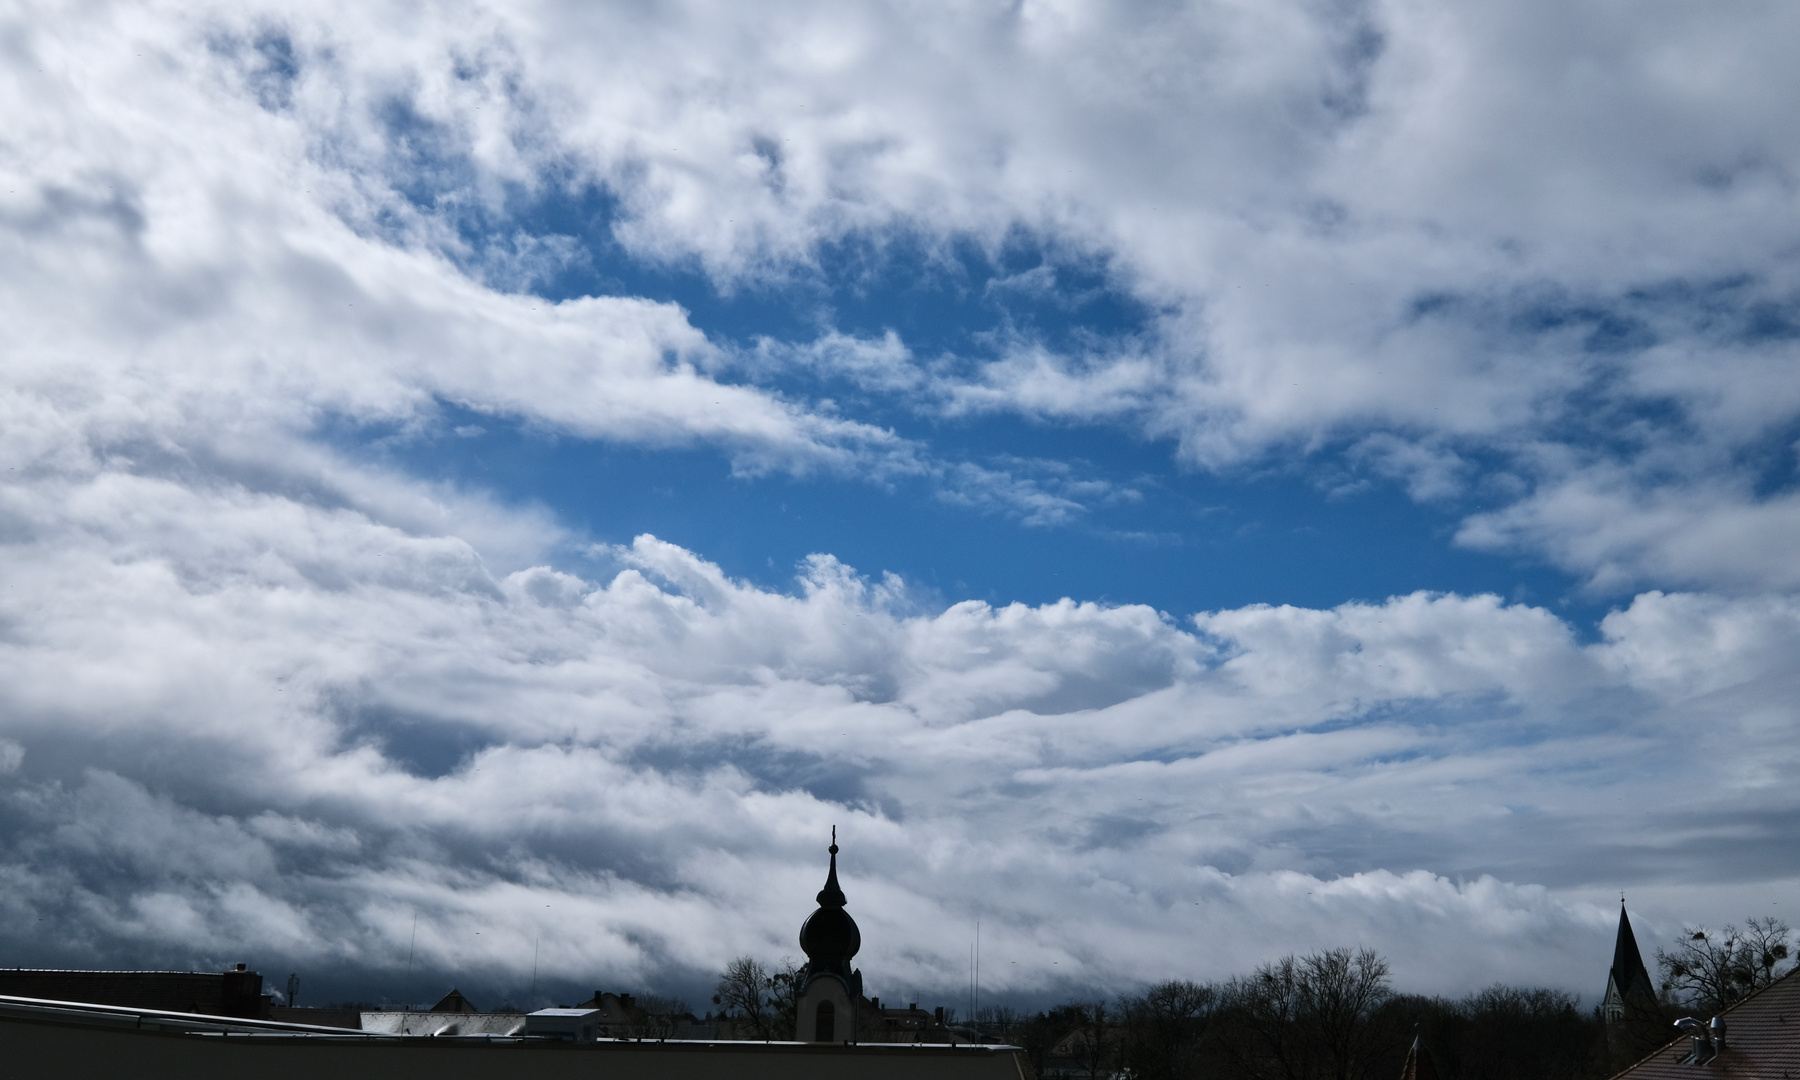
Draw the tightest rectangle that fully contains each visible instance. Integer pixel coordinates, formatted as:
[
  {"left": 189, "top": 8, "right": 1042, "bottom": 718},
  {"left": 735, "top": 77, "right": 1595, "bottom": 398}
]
[{"left": 0, "top": 0, "right": 1797, "bottom": 1013}]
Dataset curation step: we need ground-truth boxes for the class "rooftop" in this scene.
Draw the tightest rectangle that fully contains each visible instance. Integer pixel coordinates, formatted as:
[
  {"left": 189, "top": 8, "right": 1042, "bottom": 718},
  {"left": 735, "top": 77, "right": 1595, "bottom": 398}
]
[{"left": 1611, "top": 965, "right": 1800, "bottom": 1080}]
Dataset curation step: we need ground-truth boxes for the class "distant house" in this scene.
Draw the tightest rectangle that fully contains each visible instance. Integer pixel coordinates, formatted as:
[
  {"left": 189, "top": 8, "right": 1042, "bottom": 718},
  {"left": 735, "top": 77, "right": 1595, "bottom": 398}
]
[
  {"left": 570, "top": 991, "right": 717, "bottom": 1039},
  {"left": 429, "top": 989, "right": 480, "bottom": 1014},
  {"left": 0, "top": 963, "right": 269, "bottom": 1018},
  {"left": 1040, "top": 1019, "right": 1121, "bottom": 1078},
  {"left": 1607, "top": 963, "right": 1800, "bottom": 1080},
  {"left": 865, "top": 999, "right": 948, "bottom": 1043},
  {"left": 360, "top": 989, "right": 527, "bottom": 1036}
]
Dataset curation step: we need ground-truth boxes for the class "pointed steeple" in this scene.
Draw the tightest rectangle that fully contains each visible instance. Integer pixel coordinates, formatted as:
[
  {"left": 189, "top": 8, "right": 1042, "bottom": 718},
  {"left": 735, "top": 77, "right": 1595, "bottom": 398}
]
[
  {"left": 1399, "top": 1034, "right": 1439, "bottom": 1080},
  {"left": 1610, "top": 899, "right": 1653, "bottom": 1000},
  {"left": 798, "top": 827, "right": 861, "bottom": 981},
  {"left": 1604, "top": 898, "right": 1656, "bottom": 1023},
  {"left": 816, "top": 826, "right": 846, "bottom": 908}
]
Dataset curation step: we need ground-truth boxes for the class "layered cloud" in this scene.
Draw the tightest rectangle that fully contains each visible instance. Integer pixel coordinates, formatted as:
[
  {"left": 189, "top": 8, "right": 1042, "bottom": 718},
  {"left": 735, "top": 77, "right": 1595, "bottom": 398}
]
[{"left": 0, "top": 449, "right": 1794, "bottom": 999}]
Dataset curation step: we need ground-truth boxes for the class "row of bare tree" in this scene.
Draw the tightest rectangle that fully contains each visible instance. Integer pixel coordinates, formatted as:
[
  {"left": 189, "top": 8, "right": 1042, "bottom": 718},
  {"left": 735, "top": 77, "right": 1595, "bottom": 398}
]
[
  {"left": 999, "top": 914, "right": 1792, "bottom": 1080},
  {"left": 1002, "top": 950, "right": 1599, "bottom": 1080},
  {"left": 700, "top": 915, "right": 1791, "bottom": 1078}
]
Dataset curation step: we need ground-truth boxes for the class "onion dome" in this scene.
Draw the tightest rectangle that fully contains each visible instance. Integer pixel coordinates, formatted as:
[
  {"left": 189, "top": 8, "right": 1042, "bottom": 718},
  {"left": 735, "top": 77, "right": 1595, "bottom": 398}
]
[{"left": 798, "top": 828, "right": 861, "bottom": 978}]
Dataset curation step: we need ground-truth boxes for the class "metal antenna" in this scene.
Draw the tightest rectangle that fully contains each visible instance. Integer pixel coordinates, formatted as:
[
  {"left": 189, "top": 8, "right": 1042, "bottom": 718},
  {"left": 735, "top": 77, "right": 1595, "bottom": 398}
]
[{"left": 405, "top": 914, "right": 418, "bottom": 1006}]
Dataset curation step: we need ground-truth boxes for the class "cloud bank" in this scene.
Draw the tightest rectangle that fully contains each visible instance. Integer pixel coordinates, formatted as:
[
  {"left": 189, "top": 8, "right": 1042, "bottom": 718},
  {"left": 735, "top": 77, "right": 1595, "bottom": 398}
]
[{"left": 1, "top": 487, "right": 1794, "bottom": 998}]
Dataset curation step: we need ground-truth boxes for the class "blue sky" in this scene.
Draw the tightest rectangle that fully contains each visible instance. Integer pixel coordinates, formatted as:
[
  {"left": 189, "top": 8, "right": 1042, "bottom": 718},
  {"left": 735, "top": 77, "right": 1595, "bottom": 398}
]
[
  {"left": 367, "top": 186, "right": 1591, "bottom": 622},
  {"left": 0, "top": 0, "right": 1797, "bottom": 1013}
]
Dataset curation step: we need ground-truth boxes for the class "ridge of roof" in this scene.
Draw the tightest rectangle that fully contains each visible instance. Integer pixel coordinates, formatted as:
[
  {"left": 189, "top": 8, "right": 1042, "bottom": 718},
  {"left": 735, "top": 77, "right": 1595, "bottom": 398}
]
[{"left": 1604, "top": 962, "right": 1800, "bottom": 1080}]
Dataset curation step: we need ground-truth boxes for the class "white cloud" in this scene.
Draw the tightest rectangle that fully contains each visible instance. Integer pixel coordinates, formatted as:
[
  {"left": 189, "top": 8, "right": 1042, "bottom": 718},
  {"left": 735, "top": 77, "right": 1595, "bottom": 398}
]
[
  {"left": 9, "top": 0, "right": 1800, "bottom": 589},
  {"left": 1460, "top": 466, "right": 1800, "bottom": 594},
  {"left": 0, "top": 420, "right": 1794, "bottom": 998}
]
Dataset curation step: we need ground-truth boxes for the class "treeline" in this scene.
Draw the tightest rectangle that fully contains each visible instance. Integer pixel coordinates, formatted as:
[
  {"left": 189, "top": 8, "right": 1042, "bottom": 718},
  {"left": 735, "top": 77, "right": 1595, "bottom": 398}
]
[
  {"left": 999, "top": 948, "right": 1605, "bottom": 1080},
  {"left": 992, "top": 914, "right": 1796, "bottom": 1080},
  {"left": 701, "top": 914, "right": 1794, "bottom": 1077}
]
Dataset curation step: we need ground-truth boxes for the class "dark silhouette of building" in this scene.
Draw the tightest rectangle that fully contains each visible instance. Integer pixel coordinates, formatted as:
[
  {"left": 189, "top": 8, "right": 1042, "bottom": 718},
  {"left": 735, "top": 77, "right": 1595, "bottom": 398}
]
[
  {"left": 430, "top": 989, "right": 480, "bottom": 1014},
  {"left": 1604, "top": 900, "right": 1670, "bottom": 1067},
  {"left": 1399, "top": 1034, "right": 1439, "bottom": 1080},
  {"left": 867, "top": 999, "right": 937, "bottom": 1042},
  {"left": 0, "top": 963, "right": 269, "bottom": 1018},
  {"left": 268, "top": 1003, "right": 365, "bottom": 1029},
  {"left": 1604, "top": 902, "right": 1656, "bottom": 1023},
  {"left": 795, "top": 828, "right": 863, "bottom": 1043}
]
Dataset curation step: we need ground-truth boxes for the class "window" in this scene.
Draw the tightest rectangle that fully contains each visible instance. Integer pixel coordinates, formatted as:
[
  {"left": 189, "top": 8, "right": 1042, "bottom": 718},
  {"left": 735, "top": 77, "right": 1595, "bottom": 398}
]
[{"left": 816, "top": 1000, "right": 835, "bottom": 1042}]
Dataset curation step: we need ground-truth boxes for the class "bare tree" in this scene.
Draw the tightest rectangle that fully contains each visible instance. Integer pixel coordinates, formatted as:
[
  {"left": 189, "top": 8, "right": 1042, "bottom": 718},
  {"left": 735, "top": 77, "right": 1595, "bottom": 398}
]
[
  {"left": 1303, "top": 948, "right": 1393, "bottom": 1080},
  {"left": 1071, "top": 1001, "right": 1119, "bottom": 1080},
  {"left": 1741, "top": 917, "right": 1795, "bottom": 988},
  {"left": 713, "top": 956, "right": 773, "bottom": 1039},
  {"left": 765, "top": 957, "right": 804, "bottom": 1040},
  {"left": 1228, "top": 948, "right": 1393, "bottom": 1080},
  {"left": 625, "top": 994, "right": 693, "bottom": 1038},
  {"left": 1658, "top": 917, "right": 1793, "bottom": 1014},
  {"left": 1230, "top": 955, "right": 1310, "bottom": 1080},
  {"left": 1451, "top": 985, "right": 1594, "bottom": 1080},
  {"left": 1123, "top": 979, "right": 1220, "bottom": 1080},
  {"left": 1019, "top": 1003, "right": 1088, "bottom": 1077},
  {"left": 975, "top": 1003, "right": 1022, "bottom": 1042}
]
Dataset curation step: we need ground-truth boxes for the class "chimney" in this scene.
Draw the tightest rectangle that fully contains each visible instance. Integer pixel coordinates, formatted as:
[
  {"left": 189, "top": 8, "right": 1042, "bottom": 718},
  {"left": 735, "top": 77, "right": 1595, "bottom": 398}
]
[
  {"left": 1674, "top": 1018, "right": 1717, "bottom": 1065},
  {"left": 935, "top": 1006, "right": 944, "bottom": 1027},
  {"left": 1710, "top": 1016, "right": 1726, "bottom": 1052}
]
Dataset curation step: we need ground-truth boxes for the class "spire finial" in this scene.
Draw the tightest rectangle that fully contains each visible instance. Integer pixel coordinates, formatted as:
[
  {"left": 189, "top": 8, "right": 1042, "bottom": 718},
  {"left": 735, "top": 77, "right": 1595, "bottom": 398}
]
[{"left": 814, "top": 828, "right": 847, "bottom": 907}]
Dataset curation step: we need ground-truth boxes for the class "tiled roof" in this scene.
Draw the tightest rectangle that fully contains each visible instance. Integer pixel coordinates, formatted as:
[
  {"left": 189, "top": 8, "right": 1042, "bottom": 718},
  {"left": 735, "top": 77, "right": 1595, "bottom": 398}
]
[{"left": 1612, "top": 966, "right": 1800, "bottom": 1080}]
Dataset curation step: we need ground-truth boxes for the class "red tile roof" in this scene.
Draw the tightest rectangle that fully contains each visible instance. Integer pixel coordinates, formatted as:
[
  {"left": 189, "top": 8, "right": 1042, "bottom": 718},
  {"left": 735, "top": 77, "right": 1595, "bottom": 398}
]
[{"left": 1612, "top": 966, "right": 1800, "bottom": 1080}]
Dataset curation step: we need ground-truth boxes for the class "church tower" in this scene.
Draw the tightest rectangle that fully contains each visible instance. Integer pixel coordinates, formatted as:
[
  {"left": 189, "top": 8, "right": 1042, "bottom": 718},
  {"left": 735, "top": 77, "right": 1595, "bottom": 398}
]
[
  {"left": 1603, "top": 899, "right": 1669, "bottom": 1067},
  {"left": 1603, "top": 900, "right": 1655, "bottom": 1023},
  {"left": 795, "top": 829, "right": 863, "bottom": 1043}
]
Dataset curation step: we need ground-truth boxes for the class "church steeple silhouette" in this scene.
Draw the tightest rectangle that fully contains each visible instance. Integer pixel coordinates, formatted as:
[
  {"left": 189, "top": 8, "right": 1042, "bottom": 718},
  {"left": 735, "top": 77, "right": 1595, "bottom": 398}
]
[
  {"left": 1604, "top": 898, "right": 1655, "bottom": 1023},
  {"left": 794, "top": 827, "right": 864, "bottom": 1042},
  {"left": 799, "top": 827, "right": 861, "bottom": 982},
  {"left": 1399, "top": 1033, "right": 1439, "bottom": 1080}
]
